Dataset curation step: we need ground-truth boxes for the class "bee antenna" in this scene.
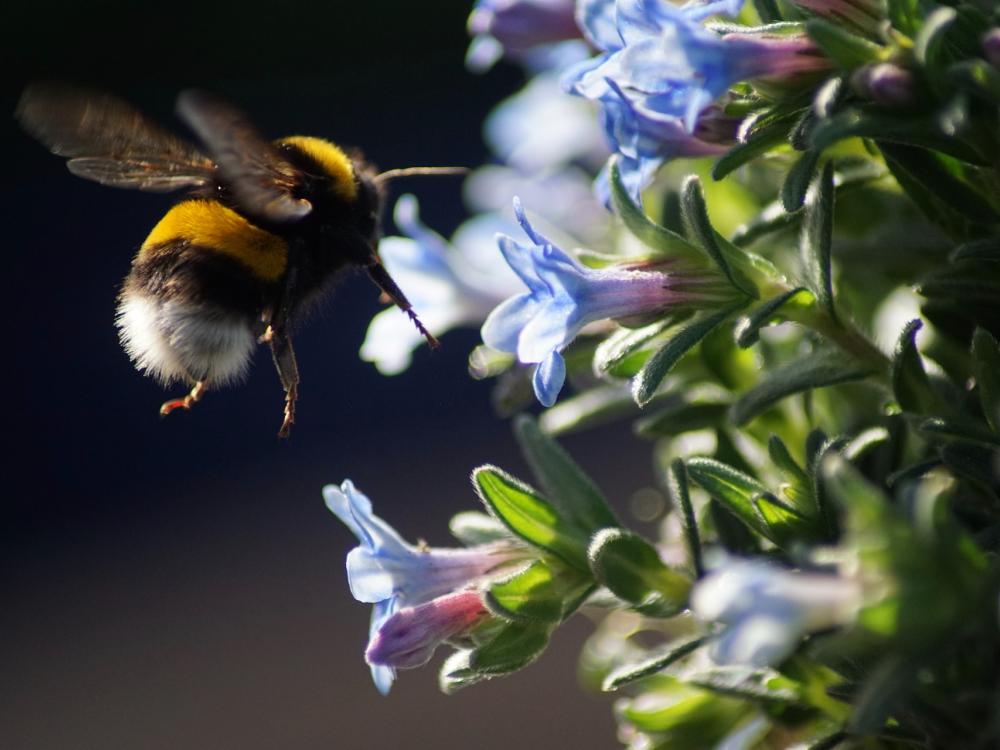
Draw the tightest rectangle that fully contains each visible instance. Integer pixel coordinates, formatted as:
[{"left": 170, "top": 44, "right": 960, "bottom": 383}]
[
  {"left": 367, "top": 262, "right": 441, "bottom": 349},
  {"left": 374, "top": 166, "right": 469, "bottom": 184}
]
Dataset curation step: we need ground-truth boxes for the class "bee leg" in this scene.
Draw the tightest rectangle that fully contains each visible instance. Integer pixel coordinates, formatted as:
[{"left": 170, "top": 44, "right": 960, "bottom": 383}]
[
  {"left": 159, "top": 380, "right": 208, "bottom": 417},
  {"left": 269, "top": 331, "right": 299, "bottom": 439}
]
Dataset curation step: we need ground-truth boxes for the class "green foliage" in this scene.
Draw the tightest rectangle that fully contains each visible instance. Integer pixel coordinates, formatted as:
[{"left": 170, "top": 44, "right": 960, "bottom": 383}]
[{"left": 363, "top": 2, "right": 1000, "bottom": 748}]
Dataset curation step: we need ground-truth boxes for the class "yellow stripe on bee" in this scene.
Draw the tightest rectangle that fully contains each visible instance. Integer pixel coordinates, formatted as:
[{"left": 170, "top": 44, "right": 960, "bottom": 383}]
[
  {"left": 141, "top": 200, "right": 288, "bottom": 281},
  {"left": 279, "top": 136, "right": 357, "bottom": 201}
]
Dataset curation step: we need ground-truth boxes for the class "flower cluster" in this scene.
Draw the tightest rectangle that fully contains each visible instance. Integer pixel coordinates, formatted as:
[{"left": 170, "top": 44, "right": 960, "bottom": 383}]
[{"left": 327, "top": 0, "right": 1000, "bottom": 747}]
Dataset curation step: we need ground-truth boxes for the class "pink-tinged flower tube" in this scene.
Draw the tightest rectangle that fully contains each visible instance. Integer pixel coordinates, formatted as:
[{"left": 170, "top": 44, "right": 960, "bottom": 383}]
[
  {"left": 324, "top": 480, "right": 527, "bottom": 692},
  {"left": 366, "top": 591, "right": 490, "bottom": 670}
]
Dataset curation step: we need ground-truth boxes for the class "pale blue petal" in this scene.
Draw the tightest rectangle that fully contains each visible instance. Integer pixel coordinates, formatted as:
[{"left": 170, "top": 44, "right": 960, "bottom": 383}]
[
  {"left": 575, "top": 0, "right": 621, "bottom": 51},
  {"left": 518, "top": 301, "right": 578, "bottom": 363},
  {"left": 679, "top": 0, "right": 745, "bottom": 21},
  {"left": 616, "top": 0, "right": 664, "bottom": 45},
  {"left": 322, "top": 481, "right": 371, "bottom": 543},
  {"left": 711, "top": 611, "right": 800, "bottom": 667},
  {"left": 369, "top": 598, "right": 399, "bottom": 694},
  {"left": 512, "top": 197, "right": 557, "bottom": 252},
  {"left": 497, "top": 234, "right": 545, "bottom": 291},
  {"left": 533, "top": 352, "right": 567, "bottom": 407},
  {"left": 393, "top": 194, "right": 450, "bottom": 259},
  {"left": 346, "top": 547, "right": 397, "bottom": 604},
  {"left": 482, "top": 294, "right": 541, "bottom": 353}
]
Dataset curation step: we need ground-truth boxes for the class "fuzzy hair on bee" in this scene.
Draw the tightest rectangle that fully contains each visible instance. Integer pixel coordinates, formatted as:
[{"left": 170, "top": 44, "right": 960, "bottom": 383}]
[{"left": 16, "top": 84, "right": 464, "bottom": 437}]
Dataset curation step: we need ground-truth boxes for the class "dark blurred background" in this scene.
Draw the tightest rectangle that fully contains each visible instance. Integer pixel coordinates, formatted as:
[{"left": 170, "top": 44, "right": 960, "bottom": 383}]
[{"left": 2, "top": 2, "right": 654, "bottom": 747}]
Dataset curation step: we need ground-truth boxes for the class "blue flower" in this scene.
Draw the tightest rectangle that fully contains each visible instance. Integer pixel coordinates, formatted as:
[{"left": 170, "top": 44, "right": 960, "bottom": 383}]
[
  {"left": 566, "top": 0, "right": 826, "bottom": 201},
  {"left": 361, "top": 196, "right": 523, "bottom": 375},
  {"left": 690, "top": 560, "right": 861, "bottom": 668},
  {"left": 324, "top": 480, "right": 526, "bottom": 693},
  {"left": 481, "top": 198, "right": 703, "bottom": 406},
  {"left": 484, "top": 70, "right": 607, "bottom": 174},
  {"left": 467, "top": 0, "right": 582, "bottom": 72}
]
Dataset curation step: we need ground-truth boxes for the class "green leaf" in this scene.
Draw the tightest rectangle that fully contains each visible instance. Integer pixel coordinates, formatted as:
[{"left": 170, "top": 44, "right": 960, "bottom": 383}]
[
  {"left": 950, "top": 238, "right": 1000, "bottom": 263},
  {"left": 879, "top": 144, "right": 999, "bottom": 225},
  {"left": 886, "top": 0, "right": 919, "bottom": 36},
  {"left": 711, "top": 118, "right": 791, "bottom": 181},
  {"left": 781, "top": 149, "right": 822, "bottom": 212},
  {"left": 684, "top": 664, "right": 802, "bottom": 703},
  {"left": 439, "top": 650, "right": 488, "bottom": 693},
  {"left": 468, "top": 621, "right": 552, "bottom": 674},
  {"left": 686, "top": 457, "right": 803, "bottom": 546},
  {"left": 472, "top": 466, "right": 590, "bottom": 572},
  {"left": 449, "top": 511, "right": 511, "bottom": 546},
  {"left": 734, "top": 163, "right": 883, "bottom": 246},
  {"left": 609, "top": 158, "right": 701, "bottom": 260},
  {"left": 805, "top": 19, "right": 882, "bottom": 69},
  {"left": 538, "top": 385, "right": 636, "bottom": 436},
  {"left": 588, "top": 528, "right": 691, "bottom": 617},
  {"left": 602, "top": 635, "right": 706, "bottom": 691},
  {"left": 667, "top": 459, "right": 704, "bottom": 577},
  {"left": 633, "top": 303, "right": 745, "bottom": 406},
  {"left": 681, "top": 175, "right": 758, "bottom": 297},
  {"left": 890, "top": 319, "right": 941, "bottom": 414},
  {"left": 730, "top": 351, "right": 873, "bottom": 426},
  {"left": 949, "top": 60, "right": 1000, "bottom": 105},
  {"left": 634, "top": 390, "right": 731, "bottom": 439},
  {"left": 939, "top": 442, "right": 1000, "bottom": 489},
  {"left": 593, "top": 319, "right": 672, "bottom": 377},
  {"left": 768, "top": 435, "right": 817, "bottom": 516},
  {"left": 485, "top": 558, "right": 592, "bottom": 624},
  {"left": 849, "top": 655, "right": 917, "bottom": 734},
  {"left": 820, "top": 452, "right": 889, "bottom": 532},
  {"left": 918, "top": 259, "right": 1000, "bottom": 306},
  {"left": 734, "top": 287, "right": 811, "bottom": 347},
  {"left": 752, "top": 0, "right": 782, "bottom": 23},
  {"left": 486, "top": 560, "right": 562, "bottom": 623},
  {"left": 801, "top": 161, "right": 837, "bottom": 321},
  {"left": 811, "top": 110, "right": 989, "bottom": 166},
  {"left": 972, "top": 328, "right": 1000, "bottom": 433},
  {"left": 513, "top": 415, "right": 619, "bottom": 532}
]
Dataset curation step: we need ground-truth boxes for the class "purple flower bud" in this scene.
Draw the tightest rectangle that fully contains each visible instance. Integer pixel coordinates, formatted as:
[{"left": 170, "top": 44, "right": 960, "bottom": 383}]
[
  {"left": 467, "top": 0, "right": 581, "bottom": 71},
  {"left": 852, "top": 62, "right": 917, "bottom": 107},
  {"left": 366, "top": 591, "right": 489, "bottom": 669},
  {"left": 983, "top": 29, "right": 1000, "bottom": 69}
]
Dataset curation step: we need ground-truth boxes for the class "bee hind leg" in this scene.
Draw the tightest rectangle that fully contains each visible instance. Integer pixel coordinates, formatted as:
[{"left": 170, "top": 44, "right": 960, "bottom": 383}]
[
  {"left": 160, "top": 380, "right": 208, "bottom": 417},
  {"left": 269, "top": 331, "right": 299, "bottom": 439}
]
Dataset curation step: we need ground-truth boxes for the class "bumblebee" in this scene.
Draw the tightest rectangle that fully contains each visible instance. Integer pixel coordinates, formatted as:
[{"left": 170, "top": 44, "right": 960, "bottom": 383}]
[{"left": 17, "top": 85, "right": 456, "bottom": 436}]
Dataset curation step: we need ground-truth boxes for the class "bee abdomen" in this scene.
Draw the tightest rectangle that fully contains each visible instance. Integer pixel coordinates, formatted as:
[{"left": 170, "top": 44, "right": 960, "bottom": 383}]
[{"left": 118, "top": 238, "right": 276, "bottom": 386}]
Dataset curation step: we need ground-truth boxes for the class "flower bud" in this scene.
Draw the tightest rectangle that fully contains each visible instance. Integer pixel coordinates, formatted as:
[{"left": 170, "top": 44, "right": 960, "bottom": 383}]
[{"left": 366, "top": 591, "right": 489, "bottom": 669}]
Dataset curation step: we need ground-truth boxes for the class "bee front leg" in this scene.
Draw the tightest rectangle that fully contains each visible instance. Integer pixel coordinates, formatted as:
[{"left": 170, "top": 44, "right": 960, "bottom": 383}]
[
  {"left": 269, "top": 331, "right": 299, "bottom": 439},
  {"left": 160, "top": 380, "right": 209, "bottom": 417}
]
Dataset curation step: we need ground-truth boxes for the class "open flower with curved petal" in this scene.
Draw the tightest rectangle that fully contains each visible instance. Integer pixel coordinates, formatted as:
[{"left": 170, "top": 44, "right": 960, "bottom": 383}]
[
  {"left": 566, "top": 0, "right": 827, "bottom": 201},
  {"left": 324, "top": 480, "right": 527, "bottom": 692},
  {"left": 691, "top": 559, "right": 862, "bottom": 668},
  {"left": 481, "top": 197, "right": 717, "bottom": 406},
  {"left": 361, "top": 195, "right": 524, "bottom": 375}
]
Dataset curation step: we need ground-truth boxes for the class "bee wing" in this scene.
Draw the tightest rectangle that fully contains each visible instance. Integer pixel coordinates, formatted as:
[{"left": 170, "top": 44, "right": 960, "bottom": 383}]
[
  {"left": 175, "top": 90, "right": 312, "bottom": 223},
  {"left": 16, "top": 83, "right": 215, "bottom": 191}
]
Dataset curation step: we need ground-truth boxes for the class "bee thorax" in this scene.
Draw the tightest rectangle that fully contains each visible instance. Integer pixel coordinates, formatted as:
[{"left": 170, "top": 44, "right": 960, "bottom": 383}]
[{"left": 116, "top": 289, "right": 256, "bottom": 386}]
